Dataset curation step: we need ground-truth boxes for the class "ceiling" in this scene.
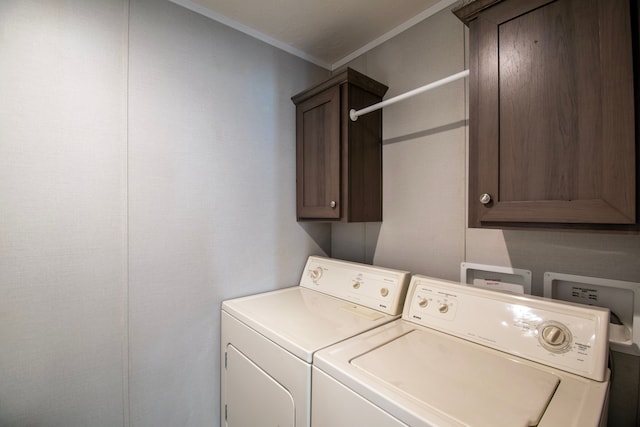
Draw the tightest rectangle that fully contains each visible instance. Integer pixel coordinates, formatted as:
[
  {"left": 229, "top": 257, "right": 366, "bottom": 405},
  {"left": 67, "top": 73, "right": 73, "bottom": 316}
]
[{"left": 170, "top": 0, "right": 457, "bottom": 69}]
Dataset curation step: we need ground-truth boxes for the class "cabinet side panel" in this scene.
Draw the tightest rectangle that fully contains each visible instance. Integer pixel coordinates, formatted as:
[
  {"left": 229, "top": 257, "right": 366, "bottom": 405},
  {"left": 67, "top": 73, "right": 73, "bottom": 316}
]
[
  {"left": 600, "top": 0, "right": 636, "bottom": 222},
  {"left": 345, "top": 84, "right": 383, "bottom": 222}
]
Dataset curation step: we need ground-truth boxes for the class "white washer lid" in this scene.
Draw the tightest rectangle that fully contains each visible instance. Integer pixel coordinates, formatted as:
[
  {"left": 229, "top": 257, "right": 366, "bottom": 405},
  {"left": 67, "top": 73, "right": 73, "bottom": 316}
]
[
  {"left": 222, "top": 286, "right": 398, "bottom": 363},
  {"left": 351, "top": 329, "right": 560, "bottom": 427}
]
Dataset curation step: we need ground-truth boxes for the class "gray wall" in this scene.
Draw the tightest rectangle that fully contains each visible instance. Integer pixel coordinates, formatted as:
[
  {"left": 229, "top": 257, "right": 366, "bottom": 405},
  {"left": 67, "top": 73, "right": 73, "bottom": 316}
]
[
  {"left": 332, "top": 6, "right": 640, "bottom": 294},
  {"left": 0, "top": 0, "right": 329, "bottom": 426},
  {"left": 332, "top": 7, "right": 467, "bottom": 280}
]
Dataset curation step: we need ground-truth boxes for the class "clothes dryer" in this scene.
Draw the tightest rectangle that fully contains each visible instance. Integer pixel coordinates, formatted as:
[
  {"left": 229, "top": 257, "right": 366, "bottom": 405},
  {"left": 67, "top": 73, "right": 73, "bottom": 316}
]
[
  {"left": 313, "top": 275, "right": 611, "bottom": 427},
  {"left": 220, "top": 256, "right": 410, "bottom": 427}
]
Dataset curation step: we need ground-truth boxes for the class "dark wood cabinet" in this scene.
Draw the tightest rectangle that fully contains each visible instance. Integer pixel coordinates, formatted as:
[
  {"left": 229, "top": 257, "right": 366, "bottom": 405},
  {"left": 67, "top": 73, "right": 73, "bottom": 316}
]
[
  {"left": 455, "top": 0, "right": 638, "bottom": 230},
  {"left": 292, "top": 68, "right": 388, "bottom": 222}
]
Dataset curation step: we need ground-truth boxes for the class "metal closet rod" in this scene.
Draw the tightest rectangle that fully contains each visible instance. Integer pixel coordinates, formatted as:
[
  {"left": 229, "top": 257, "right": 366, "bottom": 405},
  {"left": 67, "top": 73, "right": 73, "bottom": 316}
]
[{"left": 349, "top": 69, "right": 470, "bottom": 121}]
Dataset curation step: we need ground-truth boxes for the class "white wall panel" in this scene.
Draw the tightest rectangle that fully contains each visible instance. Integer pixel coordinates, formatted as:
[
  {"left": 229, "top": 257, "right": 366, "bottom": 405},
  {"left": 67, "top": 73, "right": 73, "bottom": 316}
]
[{"left": 0, "top": 1, "right": 129, "bottom": 426}]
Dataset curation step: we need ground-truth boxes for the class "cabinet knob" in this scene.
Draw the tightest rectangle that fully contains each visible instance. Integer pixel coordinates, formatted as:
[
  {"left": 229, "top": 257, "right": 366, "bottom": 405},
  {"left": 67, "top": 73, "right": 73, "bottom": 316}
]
[
  {"left": 479, "top": 193, "right": 492, "bottom": 205},
  {"left": 329, "top": 201, "right": 337, "bottom": 208}
]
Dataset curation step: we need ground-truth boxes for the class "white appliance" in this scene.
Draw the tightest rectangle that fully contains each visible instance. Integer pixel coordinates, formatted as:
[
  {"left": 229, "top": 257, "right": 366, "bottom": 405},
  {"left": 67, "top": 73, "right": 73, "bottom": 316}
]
[
  {"left": 220, "top": 256, "right": 410, "bottom": 427},
  {"left": 313, "top": 275, "right": 611, "bottom": 427}
]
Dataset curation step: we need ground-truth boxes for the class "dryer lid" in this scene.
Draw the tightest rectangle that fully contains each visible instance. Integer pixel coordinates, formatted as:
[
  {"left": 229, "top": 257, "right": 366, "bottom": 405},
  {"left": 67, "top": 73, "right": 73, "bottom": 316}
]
[{"left": 351, "top": 329, "right": 560, "bottom": 427}]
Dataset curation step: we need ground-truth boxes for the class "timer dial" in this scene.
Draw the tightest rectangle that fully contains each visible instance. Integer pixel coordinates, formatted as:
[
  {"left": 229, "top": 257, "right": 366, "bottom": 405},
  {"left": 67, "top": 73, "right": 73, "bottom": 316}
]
[
  {"left": 309, "top": 267, "right": 323, "bottom": 282},
  {"left": 538, "top": 321, "right": 572, "bottom": 353}
]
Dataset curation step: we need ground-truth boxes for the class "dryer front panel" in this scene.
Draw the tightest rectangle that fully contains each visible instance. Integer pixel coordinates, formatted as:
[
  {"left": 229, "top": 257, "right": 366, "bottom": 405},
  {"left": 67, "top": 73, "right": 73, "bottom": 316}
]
[
  {"left": 221, "top": 311, "right": 310, "bottom": 427},
  {"left": 225, "top": 344, "right": 294, "bottom": 427}
]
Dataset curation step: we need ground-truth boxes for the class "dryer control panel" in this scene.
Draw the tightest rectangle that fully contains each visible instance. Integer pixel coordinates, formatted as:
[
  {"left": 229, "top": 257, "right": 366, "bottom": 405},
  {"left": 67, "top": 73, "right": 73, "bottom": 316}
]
[
  {"left": 300, "top": 256, "right": 410, "bottom": 315},
  {"left": 404, "top": 275, "right": 610, "bottom": 382}
]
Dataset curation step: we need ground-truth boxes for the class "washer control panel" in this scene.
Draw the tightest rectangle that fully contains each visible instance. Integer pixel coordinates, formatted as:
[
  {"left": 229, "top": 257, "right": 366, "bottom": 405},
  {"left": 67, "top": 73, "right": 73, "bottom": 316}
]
[
  {"left": 405, "top": 275, "right": 610, "bottom": 382},
  {"left": 300, "top": 256, "right": 411, "bottom": 315}
]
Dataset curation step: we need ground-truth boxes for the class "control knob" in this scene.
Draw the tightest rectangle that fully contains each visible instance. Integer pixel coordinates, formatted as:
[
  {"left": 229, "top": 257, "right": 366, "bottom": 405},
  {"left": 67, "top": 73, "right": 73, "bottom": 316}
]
[
  {"left": 309, "top": 267, "right": 323, "bottom": 282},
  {"left": 538, "top": 321, "right": 572, "bottom": 353}
]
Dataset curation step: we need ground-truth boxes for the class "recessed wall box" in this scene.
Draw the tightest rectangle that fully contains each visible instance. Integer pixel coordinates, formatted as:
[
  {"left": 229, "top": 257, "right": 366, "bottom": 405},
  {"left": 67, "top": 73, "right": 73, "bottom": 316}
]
[
  {"left": 544, "top": 272, "right": 640, "bottom": 355},
  {"left": 461, "top": 262, "right": 532, "bottom": 294}
]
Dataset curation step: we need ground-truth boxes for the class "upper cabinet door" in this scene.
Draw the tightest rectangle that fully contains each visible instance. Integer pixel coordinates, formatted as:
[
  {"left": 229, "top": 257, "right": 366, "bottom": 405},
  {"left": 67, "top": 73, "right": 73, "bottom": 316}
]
[
  {"left": 458, "top": 0, "right": 636, "bottom": 228},
  {"left": 296, "top": 85, "right": 341, "bottom": 220}
]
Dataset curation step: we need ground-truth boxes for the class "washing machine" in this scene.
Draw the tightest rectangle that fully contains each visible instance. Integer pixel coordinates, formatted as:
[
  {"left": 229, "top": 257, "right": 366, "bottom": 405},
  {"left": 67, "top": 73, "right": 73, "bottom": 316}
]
[
  {"left": 220, "top": 256, "right": 410, "bottom": 427},
  {"left": 312, "top": 275, "right": 611, "bottom": 427}
]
